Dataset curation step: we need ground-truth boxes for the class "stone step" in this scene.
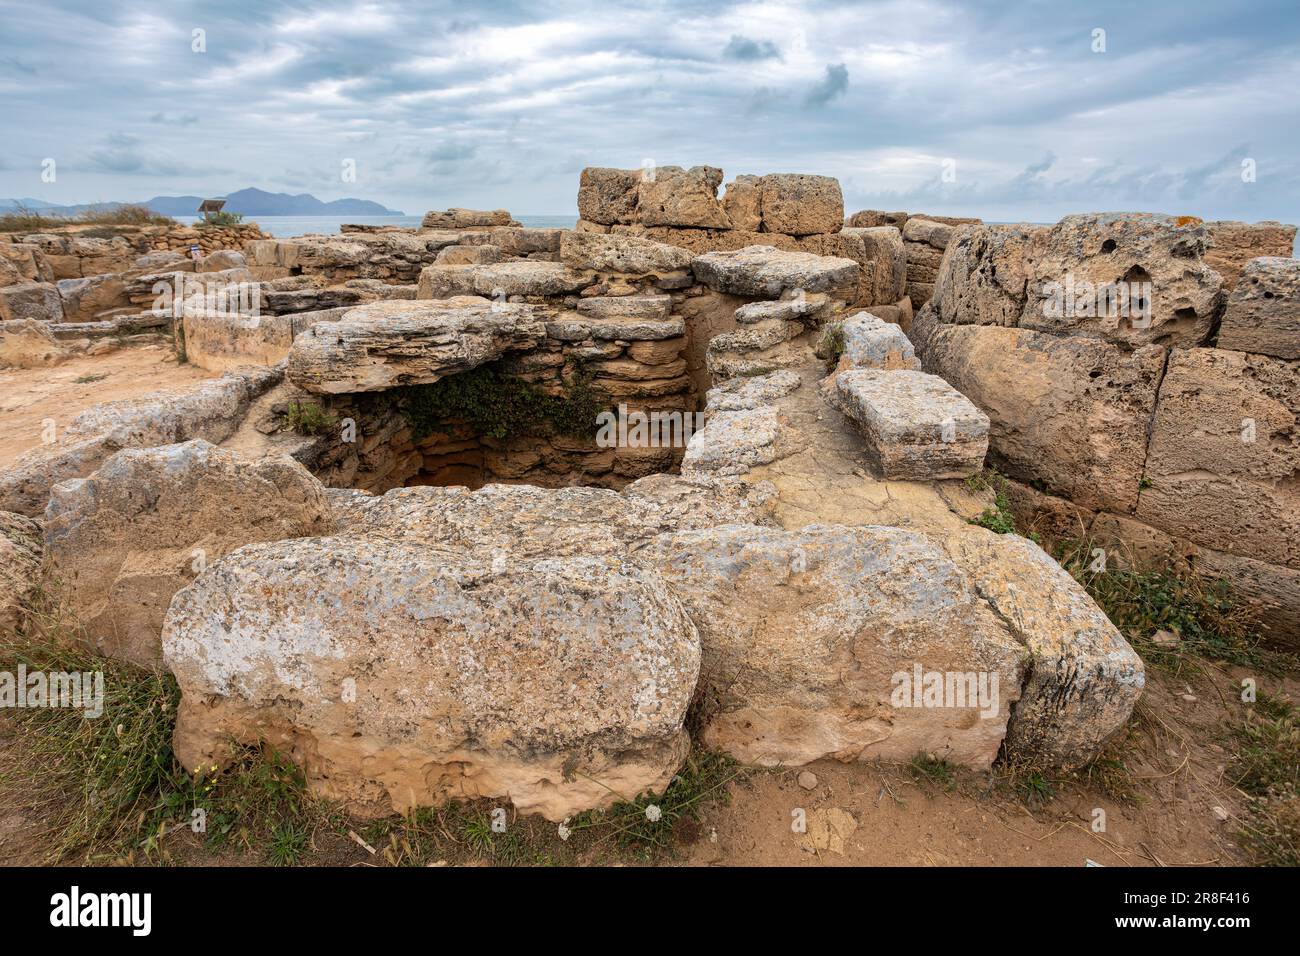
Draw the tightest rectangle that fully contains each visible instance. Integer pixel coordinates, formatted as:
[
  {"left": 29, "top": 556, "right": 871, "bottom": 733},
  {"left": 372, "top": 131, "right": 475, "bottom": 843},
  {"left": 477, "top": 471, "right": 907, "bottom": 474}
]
[
  {"left": 707, "top": 318, "right": 803, "bottom": 354},
  {"left": 706, "top": 339, "right": 817, "bottom": 379},
  {"left": 834, "top": 311, "right": 921, "bottom": 370},
  {"left": 833, "top": 369, "right": 989, "bottom": 480}
]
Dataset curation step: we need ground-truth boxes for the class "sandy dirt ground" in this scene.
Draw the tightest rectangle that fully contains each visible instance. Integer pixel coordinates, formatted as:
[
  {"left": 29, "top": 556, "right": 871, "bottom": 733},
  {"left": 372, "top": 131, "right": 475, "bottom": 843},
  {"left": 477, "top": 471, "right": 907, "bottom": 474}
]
[
  {"left": 0, "top": 346, "right": 219, "bottom": 470},
  {"left": 2, "top": 665, "right": 1286, "bottom": 867}
]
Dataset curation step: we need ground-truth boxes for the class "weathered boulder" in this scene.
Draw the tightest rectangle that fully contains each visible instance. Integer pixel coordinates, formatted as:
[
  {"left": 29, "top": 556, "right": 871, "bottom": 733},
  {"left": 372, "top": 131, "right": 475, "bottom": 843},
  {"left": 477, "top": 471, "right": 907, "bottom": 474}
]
[
  {"left": 0, "top": 319, "right": 68, "bottom": 368},
  {"left": 0, "top": 512, "right": 42, "bottom": 635},
  {"left": 163, "top": 540, "right": 700, "bottom": 821},
  {"left": 559, "top": 231, "right": 693, "bottom": 275},
  {"left": 1020, "top": 213, "right": 1223, "bottom": 347},
  {"left": 183, "top": 305, "right": 347, "bottom": 372},
  {"left": 721, "top": 175, "right": 762, "bottom": 231},
  {"left": 197, "top": 250, "right": 248, "bottom": 273},
  {"left": 733, "top": 291, "right": 833, "bottom": 325},
  {"left": 577, "top": 167, "right": 642, "bottom": 225},
  {"left": 1217, "top": 256, "right": 1300, "bottom": 360},
  {"left": 704, "top": 369, "right": 803, "bottom": 412},
  {"left": 421, "top": 208, "right": 516, "bottom": 229},
  {"left": 417, "top": 261, "right": 594, "bottom": 299},
  {"left": 44, "top": 440, "right": 333, "bottom": 664},
  {"left": 835, "top": 312, "right": 921, "bottom": 371},
  {"left": 682, "top": 406, "right": 802, "bottom": 477},
  {"left": 692, "top": 246, "right": 859, "bottom": 298},
  {"left": 842, "top": 225, "right": 907, "bottom": 304},
  {"left": 941, "top": 527, "right": 1144, "bottom": 766},
  {"left": 1136, "top": 347, "right": 1300, "bottom": 568},
  {"left": 931, "top": 223, "right": 1043, "bottom": 327},
  {"left": 435, "top": 244, "right": 500, "bottom": 265},
  {"left": 638, "top": 165, "right": 732, "bottom": 229},
  {"left": 287, "top": 298, "right": 547, "bottom": 394},
  {"left": 757, "top": 174, "right": 844, "bottom": 236},
  {"left": 0, "top": 366, "right": 282, "bottom": 517},
  {"left": 922, "top": 323, "right": 1166, "bottom": 513},
  {"left": 0, "top": 281, "right": 63, "bottom": 322},
  {"left": 1204, "top": 220, "right": 1298, "bottom": 289},
  {"left": 833, "top": 369, "right": 989, "bottom": 480},
  {"left": 329, "top": 477, "right": 777, "bottom": 557},
  {"left": 639, "top": 524, "right": 1026, "bottom": 767},
  {"left": 56, "top": 274, "right": 129, "bottom": 323}
]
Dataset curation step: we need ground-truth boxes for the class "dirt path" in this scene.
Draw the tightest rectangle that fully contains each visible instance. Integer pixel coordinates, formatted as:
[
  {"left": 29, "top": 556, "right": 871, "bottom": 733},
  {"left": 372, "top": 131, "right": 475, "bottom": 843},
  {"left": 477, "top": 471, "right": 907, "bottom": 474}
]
[{"left": 0, "top": 346, "right": 219, "bottom": 470}]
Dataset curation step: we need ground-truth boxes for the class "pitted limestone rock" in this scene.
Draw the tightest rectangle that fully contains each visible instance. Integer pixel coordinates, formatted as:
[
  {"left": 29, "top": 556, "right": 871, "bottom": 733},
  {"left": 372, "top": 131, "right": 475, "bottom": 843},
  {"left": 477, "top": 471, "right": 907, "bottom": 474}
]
[
  {"left": 287, "top": 298, "right": 548, "bottom": 394},
  {"left": 559, "top": 232, "right": 694, "bottom": 275},
  {"left": 44, "top": 440, "right": 332, "bottom": 665},
  {"left": 833, "top": 369, "right": 989, "bottom": 480},
  {"left": 691, "top": 246, "right": 859, "bottom": 298},
  {"left": 163, "top": 541, "right": 700, "bottom": 822},
  {"left": 1218, "top": 256, "right": 1300, "bottom": 360},
  {"left": 638, "top": 523, "right": 1027, "bottom": 768},
  {"left": 835, "top": 312, "right": 921, "bottom": 371}
]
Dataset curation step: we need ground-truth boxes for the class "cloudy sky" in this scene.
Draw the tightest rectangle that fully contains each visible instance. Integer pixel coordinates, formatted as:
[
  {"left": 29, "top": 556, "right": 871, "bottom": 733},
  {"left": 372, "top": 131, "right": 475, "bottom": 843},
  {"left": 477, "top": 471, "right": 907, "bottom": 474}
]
[{"left": 2, "top": 0, "right": 1298, "bottom": 222}]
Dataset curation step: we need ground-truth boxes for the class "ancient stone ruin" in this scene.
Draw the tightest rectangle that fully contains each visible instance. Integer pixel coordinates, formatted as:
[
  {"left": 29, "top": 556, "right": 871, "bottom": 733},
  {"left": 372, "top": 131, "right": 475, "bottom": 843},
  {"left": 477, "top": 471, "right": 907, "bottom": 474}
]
[{"left": 3, "top": 163, "right": 1296, "bottom": 823}]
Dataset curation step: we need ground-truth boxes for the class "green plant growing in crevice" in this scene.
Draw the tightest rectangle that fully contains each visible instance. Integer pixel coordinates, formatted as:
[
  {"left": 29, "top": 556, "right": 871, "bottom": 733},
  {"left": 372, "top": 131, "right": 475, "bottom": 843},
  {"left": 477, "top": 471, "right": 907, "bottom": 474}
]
[
  {"left": 401, "top": 361, "right": 606, "bottom": 442},
  {"left": 283, "top": 400, "right": 339, "bottom": 436},
  {"left": 1056, "top": 538, "right": 1296, "bottom": 675},
  {"left": 967, "top": 469, "right": 1019, "bottom": 535},
  {"left": 818, "top": 322, "right": 846, "bottom": 371}
]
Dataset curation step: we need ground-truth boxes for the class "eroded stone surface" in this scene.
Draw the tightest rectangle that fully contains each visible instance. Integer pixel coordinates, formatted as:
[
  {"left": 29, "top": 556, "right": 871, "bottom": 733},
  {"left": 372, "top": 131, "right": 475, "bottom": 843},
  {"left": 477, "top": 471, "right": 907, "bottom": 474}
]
[
  {"left": 0, "top": 512, "right": 42, "bottom": 635},
  {"left": 1218, "top": 257, "right": 1300, "bottom": 360},
  {"left": 942, "top": 527, "right": 1145, "bottom": 766},
  {"left": 45, "top": 440, "right": 332, "bottom": 664},
  {"left": 287, "top": 298, "right": 547, "bottom": 394},
  {"left": 0, "top": 366, "right": 282, "bottom": 517},
  {"left": 833, "top": 370, "right": 989, "bottom": 480},
  {"left": 640, "top": 523, "right": 1026, "bottom": 767},
  {"left": 692, "top": 246, "right": 859, "bottom": 298},
  {"left": 164, "top": 541, "right": 700, "bottom": 821}
]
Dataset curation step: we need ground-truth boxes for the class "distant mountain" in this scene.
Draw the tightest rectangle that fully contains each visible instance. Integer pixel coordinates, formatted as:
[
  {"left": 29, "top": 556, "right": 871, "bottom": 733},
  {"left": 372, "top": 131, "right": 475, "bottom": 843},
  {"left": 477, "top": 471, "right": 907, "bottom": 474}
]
[{"left": 1, "top": 188, "right": 404, "bottom": 217}]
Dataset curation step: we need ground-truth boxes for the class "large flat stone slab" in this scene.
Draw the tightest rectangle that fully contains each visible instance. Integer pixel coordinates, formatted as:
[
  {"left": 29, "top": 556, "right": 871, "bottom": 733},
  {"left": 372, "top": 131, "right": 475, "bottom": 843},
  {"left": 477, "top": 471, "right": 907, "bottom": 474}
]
[
  {"left": 920, "top": 322, "right": 1166, "bottom": 513},
  {"left": 417, "top": 260, "right": 594, "bottom": 299},
  {"left": 691, "top": 245, "right": 859, "bottom": 297},
  {"left": 286, "top": 298, "right": 547, "bottom": 394},
  {"left": 559, "top": 232, "right": 693, "bottom": 275},
  {"left": 834, "top": 369, "right": 989, "bottom": 480}
]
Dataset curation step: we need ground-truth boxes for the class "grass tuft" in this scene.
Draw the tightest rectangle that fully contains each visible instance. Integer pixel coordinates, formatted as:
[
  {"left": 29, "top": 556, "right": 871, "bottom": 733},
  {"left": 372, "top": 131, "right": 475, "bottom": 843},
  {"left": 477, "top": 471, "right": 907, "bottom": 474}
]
[{"left": 1232, "top": 694, "right": 1299, "bottom": 866}]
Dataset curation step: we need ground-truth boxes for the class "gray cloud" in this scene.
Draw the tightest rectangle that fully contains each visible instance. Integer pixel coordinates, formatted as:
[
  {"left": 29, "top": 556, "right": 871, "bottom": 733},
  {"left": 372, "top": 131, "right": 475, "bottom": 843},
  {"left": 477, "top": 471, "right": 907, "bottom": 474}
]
[
  {"left": 723, "top": 35, "right": 781, "bottom": 61},
  {"left": 804, "top": 63, "right": 848, "bottom": 107}
]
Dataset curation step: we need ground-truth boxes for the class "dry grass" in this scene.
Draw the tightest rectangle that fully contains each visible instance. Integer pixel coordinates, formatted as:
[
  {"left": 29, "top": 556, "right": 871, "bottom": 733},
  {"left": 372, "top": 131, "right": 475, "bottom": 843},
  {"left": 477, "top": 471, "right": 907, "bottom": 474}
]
[{"left": 0, "top": 202, "right": 173, "bottom": 233}]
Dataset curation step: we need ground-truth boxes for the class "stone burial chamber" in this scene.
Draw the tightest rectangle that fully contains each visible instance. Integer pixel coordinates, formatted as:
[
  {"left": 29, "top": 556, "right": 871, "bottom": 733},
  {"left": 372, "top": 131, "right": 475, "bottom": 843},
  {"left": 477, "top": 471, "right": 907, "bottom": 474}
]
[{"left": 18, "top": 165, "right": 1251, "bottom": 827}]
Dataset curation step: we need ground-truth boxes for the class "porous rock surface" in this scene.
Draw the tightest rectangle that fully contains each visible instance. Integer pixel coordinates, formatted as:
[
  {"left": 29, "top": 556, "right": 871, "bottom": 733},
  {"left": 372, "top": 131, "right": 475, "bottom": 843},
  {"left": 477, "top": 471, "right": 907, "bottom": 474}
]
[
  {"left": 45, "top": 440, "right": 332, "bottom": 664},
  {"left": 286, "top": 298, "right": 548, "bottom": 394}
]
